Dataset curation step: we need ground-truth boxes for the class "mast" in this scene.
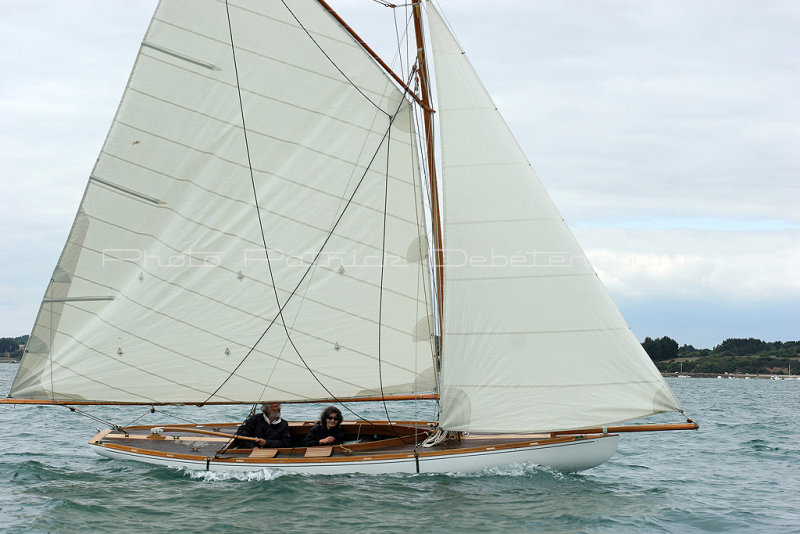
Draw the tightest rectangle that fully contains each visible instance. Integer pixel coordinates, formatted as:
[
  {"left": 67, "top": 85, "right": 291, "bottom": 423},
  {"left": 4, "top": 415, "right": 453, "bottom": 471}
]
[{"left": 412, "top": 1, "right": 445, "bottom": 345}]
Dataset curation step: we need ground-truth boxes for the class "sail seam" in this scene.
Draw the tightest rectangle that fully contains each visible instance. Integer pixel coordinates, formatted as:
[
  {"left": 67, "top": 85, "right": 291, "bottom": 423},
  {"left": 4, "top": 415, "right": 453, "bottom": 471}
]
[
  {"left": 78, "top": 211, "right": 426, "bottom": 309},
  {"left": 447, "top": 327, "right": 631, "bottom": 336},
  {"left": 113, "top": 112, "right": 413, "bottom": 189},
  {"left": 91, "top": 158, "right": 420, "bottom": 258},
  {"left": 446, "top": 218, "right": 564, "bottom": 225},
  {"left": 444, "top": 162, "right": 530, "bottom": 169},
  {"left": 69, "top": 257, "right": 421, "bottom": 364},
  {"left": 447, "top": 273, "right": 595, "bottom": 282},
  {"left": 100, "top": 149, "right": 418, "bottom": 225},
  {"left": 445, "top": 379, "right": 668, "bottom": 389},
  {"left": 124, "top": 77, "right": 413, "bottom": 150},
  {"left": 38, "top": 331, "right": 206, "bottom": 403}
]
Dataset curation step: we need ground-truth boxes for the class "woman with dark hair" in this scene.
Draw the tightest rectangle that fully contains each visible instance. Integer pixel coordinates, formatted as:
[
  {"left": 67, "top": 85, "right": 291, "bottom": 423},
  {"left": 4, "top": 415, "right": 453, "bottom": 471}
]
[{"left": 302, "top": 406, "right": 345, "bottom": 446}]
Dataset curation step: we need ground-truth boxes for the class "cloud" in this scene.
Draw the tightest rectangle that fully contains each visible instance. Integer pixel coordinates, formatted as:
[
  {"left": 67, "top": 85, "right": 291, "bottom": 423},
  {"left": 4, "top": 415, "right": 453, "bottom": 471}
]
[{"left": 577, "top": 227, "right": 800, "bottom": 301}]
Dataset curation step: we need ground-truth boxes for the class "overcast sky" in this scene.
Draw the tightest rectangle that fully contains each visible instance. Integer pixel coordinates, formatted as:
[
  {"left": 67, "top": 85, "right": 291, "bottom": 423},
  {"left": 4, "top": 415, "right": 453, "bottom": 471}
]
[{"left": 1, "top": 0, "right": 797, "bottom": 348}]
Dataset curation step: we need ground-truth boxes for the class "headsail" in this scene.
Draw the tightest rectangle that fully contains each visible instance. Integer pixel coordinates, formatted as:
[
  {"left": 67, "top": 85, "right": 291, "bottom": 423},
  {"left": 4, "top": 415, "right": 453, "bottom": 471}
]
[
  {"left": 427, "top": 5, "right": 681, "bottom": 433},
  {"left": 11, "top": 0, "right": 435, "bottom": 403}
]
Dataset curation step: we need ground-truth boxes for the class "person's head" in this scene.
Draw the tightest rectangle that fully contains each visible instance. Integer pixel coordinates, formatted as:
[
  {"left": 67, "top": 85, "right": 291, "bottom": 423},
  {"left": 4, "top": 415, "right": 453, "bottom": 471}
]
[
  {"left": 261, "top": 402, "right": 281, "bottom": 422},
  {"left": 320, "top": 406, "right": 342, "bottom": 429}
]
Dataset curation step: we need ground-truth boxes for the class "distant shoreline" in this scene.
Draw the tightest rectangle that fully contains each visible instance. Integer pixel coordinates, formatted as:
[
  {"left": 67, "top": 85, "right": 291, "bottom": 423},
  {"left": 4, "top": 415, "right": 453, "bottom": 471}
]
[{"left": 662, "top": 372, "right": 799, "bottom": 380}]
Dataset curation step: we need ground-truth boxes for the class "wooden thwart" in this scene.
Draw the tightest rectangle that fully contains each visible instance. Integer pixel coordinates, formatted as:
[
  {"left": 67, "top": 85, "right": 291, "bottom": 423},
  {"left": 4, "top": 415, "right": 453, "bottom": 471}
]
[
  {"left": 249, "top": 448, "right": 278, "bottom": 458},
  {"left": 304, "top": 446, "right": 333, "bottom": 458}
]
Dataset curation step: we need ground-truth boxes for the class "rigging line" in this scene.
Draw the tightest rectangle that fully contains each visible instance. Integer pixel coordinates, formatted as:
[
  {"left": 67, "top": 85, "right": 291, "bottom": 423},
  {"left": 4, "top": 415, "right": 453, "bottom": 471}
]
[
  {"left": 390, "top": 6, "right": 415, "bottom": 82},
  {"left": 373, "top": 0, "right": 417, "bottom": 7},
  {"left": 280, "top": 0, "right": 389, "bottom": 117},
  {"left": 217, "top": 403, "right": 257, "bottom": 456},
  {"left": 146, "top": 407, "right": 202, "bottom": 426},
  {"left": 64, "top": 405, "right": 127, "bottom": 435},
  {"left": 377, "top": 109, "right": 393, "bottom": 427},
  {"left": 124, "top": 406, "right": 156, "bottom": 428}
]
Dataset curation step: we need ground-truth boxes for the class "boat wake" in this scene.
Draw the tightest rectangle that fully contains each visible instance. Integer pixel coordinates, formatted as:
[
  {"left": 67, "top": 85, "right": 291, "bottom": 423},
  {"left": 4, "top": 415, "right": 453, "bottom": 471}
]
[
  {"left": 177, "top": 461, "right": 573, "bottom": 482},
  {"left": 181, "top": 467, "right": 290, "bottom": 482}
]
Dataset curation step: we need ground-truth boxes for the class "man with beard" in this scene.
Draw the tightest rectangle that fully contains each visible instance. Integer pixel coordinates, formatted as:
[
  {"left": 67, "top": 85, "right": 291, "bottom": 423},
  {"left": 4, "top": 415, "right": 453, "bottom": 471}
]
[{"left": 234, "top": 402, "right": 291, "bottom": 448}]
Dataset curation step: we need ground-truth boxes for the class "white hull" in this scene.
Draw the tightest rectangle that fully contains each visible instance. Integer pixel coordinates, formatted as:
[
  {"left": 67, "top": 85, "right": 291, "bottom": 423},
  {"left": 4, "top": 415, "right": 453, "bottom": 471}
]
[{"left": 90, "top": 434, "right": 619, "bottom": 475}]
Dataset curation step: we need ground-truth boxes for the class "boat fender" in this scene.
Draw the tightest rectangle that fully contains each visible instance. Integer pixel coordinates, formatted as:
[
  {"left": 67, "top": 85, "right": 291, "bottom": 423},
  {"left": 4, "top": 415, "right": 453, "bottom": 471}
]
[
  {"left": 602, "top": 426, "right": 608, "bottom": 436},
  {"left": 414, "top": 451, "right": 420, "bottom": 474}
]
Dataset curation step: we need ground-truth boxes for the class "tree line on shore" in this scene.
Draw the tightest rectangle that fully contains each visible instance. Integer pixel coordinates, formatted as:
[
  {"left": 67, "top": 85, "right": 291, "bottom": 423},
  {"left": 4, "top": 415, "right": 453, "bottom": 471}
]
[
  {"left": 642, "top": 336, "right": 799, "bottom": 375},
  {"left": 0, "top": 336, "right": 27, "bottom": 359}
]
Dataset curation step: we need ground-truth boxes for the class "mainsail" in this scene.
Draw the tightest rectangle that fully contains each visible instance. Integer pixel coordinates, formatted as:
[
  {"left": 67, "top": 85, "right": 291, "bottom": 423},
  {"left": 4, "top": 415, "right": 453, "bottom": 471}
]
[
  {"left": 427, "top": 5, "right": 681, "bottom": 433},
  {"left": 11, "top": 0, "right": 435, "bottom": 403}
]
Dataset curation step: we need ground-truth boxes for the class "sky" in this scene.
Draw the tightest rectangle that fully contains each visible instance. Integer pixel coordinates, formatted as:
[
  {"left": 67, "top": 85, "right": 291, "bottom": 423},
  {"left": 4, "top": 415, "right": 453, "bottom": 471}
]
[{"left": 0, "top": 0, "right": 797, "bottom": 349}]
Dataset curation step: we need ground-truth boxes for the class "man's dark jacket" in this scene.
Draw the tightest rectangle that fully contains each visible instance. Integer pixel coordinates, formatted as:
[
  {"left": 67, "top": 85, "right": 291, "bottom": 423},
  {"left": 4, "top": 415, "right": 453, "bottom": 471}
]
[{"left": 235, "top": 413, "right": 291, "bottom": 448}]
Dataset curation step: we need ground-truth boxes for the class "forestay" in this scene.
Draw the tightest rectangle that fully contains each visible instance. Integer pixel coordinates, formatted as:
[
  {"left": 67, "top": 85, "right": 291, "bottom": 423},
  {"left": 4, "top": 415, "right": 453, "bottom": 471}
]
[
  {"left": 428, "top": 5, "right": 681, "bottom": 433},
  {"left": 11, "top": 0, "right": 435, "bottom": 403}
]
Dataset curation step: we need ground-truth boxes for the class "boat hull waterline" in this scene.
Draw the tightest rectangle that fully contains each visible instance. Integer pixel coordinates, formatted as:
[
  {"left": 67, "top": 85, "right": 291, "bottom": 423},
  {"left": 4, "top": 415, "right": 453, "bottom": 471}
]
[{"left": 88, "top": 422, "right": 619, "bottom": 474}]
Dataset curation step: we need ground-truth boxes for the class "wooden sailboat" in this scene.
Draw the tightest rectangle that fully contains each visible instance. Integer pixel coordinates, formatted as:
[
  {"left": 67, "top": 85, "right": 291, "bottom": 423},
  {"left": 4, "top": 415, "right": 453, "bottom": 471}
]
[{"left": 2, "top": 0, "right": 696, "bottom": 474}]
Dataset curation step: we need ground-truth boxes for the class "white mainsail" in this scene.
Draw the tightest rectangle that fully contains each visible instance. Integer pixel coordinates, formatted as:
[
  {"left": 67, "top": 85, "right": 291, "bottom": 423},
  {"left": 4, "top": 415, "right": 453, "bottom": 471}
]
[
  {"left": 427, "top": 5, "right": 681, "bottom": 433},
  {"left": 11, "top": 0, "right": 435, "bottom": 403}
]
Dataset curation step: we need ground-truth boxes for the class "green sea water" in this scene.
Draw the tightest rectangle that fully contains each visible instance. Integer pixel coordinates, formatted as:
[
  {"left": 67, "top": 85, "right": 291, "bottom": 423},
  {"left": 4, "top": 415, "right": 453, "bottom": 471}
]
[{"left": 1, "top": 364, "right": 798, "bottom": 533}]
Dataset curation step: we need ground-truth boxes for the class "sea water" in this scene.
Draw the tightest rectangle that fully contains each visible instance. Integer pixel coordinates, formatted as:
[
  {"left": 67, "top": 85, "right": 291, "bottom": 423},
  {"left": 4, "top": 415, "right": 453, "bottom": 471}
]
[{"left": 1, "top": 364, "right": 798, "bottom": 533}]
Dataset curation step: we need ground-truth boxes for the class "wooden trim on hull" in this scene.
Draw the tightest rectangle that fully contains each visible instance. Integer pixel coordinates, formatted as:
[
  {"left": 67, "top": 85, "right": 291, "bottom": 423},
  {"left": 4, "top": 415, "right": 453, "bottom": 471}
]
[{"left": 551, "top": 421, "right": 699, "bottom": 436}]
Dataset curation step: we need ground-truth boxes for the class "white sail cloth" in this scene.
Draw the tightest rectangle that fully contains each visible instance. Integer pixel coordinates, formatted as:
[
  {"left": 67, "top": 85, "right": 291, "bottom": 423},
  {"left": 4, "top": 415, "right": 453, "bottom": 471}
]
[
  {"left": 11, "top": 0, "right": 435, "bottom": 403},
  {"left": 428, "top": 5, "right": 681, "bottom": 433}
]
